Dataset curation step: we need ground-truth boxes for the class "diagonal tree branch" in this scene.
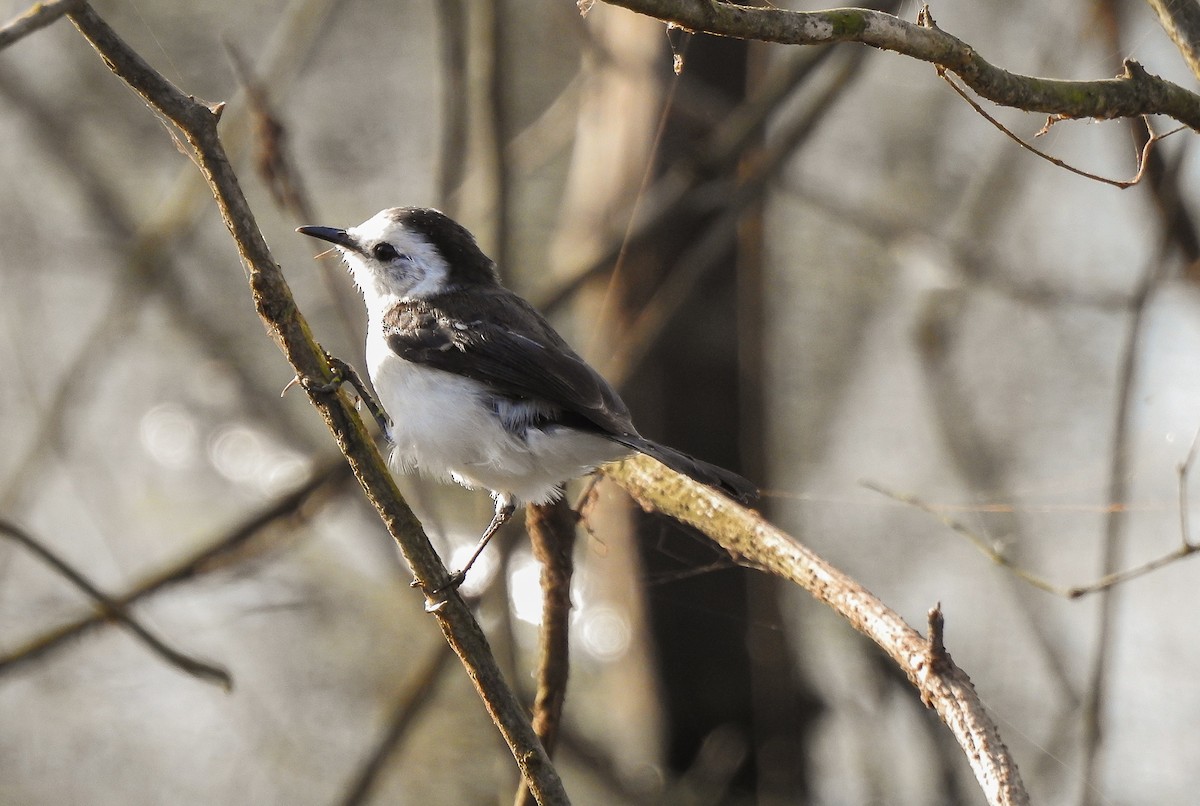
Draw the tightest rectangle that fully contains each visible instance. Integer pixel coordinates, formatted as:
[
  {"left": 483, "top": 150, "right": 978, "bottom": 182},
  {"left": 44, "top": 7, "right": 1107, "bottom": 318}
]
[
  {"left": 65, "top": 5, "right": 567, "bottom": 804},
  {"left": 603, "top": 455, "right": 1030, "bottom": 806},
  {"left": 599, "top": 1, "right": 1200, "bottom": 130},
  {"left": 338, "top": 641, "right": 458, "bottom": 806}
]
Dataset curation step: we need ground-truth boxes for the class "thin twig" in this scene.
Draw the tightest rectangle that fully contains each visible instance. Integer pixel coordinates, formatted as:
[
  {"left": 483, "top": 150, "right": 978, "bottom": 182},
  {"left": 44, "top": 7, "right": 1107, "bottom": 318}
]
[
  {"left": 0, "top": 517, "right": 231, "bottom": 688},
  {"left": 1178, "top": 425, "right": 1200, "bottom": 550},
  {"left": 1064, "top": 543, "right": 1198, "bottom": 598},
  {"left": 1079, "top": 234, "right": 1171, "bottom": 803},
  {"left": 0, "top": 458, "right": 350, "bottom": 677},
  {"left": 777, "top": 176, "right": 1140, "bottom": 313},
  {"left": 1146, "top": 0, "right": 1200, "bottom": 83},
  {"left": 339, "top": 642, "right": 458, "bottom": 806},
  {"left": 537, "top": 41, "right": 849, "bottom": 316},
  {"left": 224, "top": 41, "right": 365, "bottom": 351},
  {"left": 936, "top": 70, "right": 1182, "bottom": 188},
  {"left": 601, "top": 45, "right": 871, "bottom": 386},
  {"left": 861, "top": 482, "right": 1064, "bottom": 596},
  {"left": 906, "top": 279, "right": 1085, "bottom": 711},
  {"left": 862, "top": 480, "right": 1200, "bottom": 599},
  {"left": 0, "top": 0, "right": 83, "bottom": 50},
  {"left": 515, "top": 499, "right": 580, "bottom": 806},
  {"left": 0, "top": 62, "right": 319, "bottom": 512},
  {"left": 1076, "top": 8, "right": 1197, "bottom": 799}
]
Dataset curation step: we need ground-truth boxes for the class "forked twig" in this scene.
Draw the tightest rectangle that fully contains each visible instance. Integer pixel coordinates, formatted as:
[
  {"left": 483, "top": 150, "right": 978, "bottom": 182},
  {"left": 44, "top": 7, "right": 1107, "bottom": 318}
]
[
  {"left": 0, "top": 459, "right": 350, "bottom": 677},
  {"left": 861, "top": 481, "right": 1064, "bottom": 596},
  {"left": 936, "top": 69, "right": 1184, "bottom": 189},
  {"left": 864, "top": 438, "right": 1200, "bottom": 599},
  {"left": 0, "top": 517, "right": 231, "bottom": 687}
]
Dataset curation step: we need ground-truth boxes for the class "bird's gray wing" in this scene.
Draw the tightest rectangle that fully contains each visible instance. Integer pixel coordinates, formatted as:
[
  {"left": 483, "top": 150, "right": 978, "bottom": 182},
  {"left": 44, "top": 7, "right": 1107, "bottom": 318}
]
[
  {"left": 382, "top": 294, "right": 636, "bottom": 437},
  {"left": 384, "top": 293, "right": 759, "bottom": 503}
]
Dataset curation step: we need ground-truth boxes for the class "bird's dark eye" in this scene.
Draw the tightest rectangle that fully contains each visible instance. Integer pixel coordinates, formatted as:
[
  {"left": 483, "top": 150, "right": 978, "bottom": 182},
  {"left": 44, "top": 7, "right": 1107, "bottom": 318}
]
[{"left": 372, "top": 243, "right": 404, "bottom": 261}]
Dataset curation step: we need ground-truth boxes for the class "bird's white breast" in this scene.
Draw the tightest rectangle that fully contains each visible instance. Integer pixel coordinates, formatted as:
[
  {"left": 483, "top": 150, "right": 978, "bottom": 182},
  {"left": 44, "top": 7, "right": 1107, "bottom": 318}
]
[{"left": 364, "top": 324, "right": 624, "bottom": 504}]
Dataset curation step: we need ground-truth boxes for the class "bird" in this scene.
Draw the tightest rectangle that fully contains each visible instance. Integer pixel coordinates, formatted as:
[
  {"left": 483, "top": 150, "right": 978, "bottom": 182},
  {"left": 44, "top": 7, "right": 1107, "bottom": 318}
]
[{"left": 298, "top": 207, "right": 756, "bottom": 588}]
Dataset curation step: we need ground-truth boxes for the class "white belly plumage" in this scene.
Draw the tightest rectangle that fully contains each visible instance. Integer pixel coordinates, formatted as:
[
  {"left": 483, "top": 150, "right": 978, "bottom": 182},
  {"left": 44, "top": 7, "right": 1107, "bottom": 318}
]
[{"left": 367, "top": 345, "right": 626, "bottom": 504}]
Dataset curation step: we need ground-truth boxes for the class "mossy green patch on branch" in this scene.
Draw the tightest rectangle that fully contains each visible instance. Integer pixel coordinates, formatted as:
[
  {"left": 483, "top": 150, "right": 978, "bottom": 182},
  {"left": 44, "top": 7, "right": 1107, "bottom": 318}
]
[{"left": 824, "top": 9, "right": 868, "bottom": 39}]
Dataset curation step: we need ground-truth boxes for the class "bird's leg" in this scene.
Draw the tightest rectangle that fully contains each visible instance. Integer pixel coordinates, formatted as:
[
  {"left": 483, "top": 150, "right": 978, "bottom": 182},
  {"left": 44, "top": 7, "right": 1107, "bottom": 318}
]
[
  {"left": 431, "top": 494, "right": 516, "bottom": 595},
  {"left": 283, "top": 350, "right": 393, "bottom": 436},
  {"left": 325, "top": 354, "right": 393, "bottom": 436}
]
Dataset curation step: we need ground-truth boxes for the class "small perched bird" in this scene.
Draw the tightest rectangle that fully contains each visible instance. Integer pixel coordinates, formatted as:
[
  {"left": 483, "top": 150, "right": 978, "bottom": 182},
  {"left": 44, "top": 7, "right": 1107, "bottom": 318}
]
[{"left": 299, "top": 208, "right": 755, "bottom": 585}]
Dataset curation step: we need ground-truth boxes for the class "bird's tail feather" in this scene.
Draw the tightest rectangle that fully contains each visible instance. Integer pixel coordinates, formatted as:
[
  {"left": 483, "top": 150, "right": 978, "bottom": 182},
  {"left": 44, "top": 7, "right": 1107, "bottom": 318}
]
[{"left": 608, "top": 435, "right": 757, "bottom": 504}]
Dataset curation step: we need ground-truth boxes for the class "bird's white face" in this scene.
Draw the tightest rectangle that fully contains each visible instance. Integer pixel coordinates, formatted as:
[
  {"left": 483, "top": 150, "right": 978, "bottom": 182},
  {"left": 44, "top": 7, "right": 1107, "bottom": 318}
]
[{"left": 340, "top": 210, "right": 450, "bottom": 305}]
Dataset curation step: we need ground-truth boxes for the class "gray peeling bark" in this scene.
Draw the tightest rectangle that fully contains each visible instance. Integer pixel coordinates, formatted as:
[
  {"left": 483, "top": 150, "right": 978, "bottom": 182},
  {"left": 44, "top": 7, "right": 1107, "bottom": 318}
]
[
  {"left": 600, "top": 0, "right": 1200, "bottom": 131},
  {"left": 604, "top": 455, "right": 1030, "bottom": 806}
]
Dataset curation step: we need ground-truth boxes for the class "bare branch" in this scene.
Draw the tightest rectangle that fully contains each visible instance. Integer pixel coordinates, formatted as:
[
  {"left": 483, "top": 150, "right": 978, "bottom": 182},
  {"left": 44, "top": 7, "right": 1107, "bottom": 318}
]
[
  {"left": 599, "top": 1, "right": 1200, "bottom": 130},
  {"left": 538, "top": 41, "right": 868, "bottom": 318},
  {"left": 0, "top": 0, "right": 83, "bottom": 50},
  {"left": 604, "top": 455, "right": 1029, "bottom": 806},
  {"left": 0, "top": 517, "right": 231, "bottom": 688},
  {"left": 224, "top": 40, "right": 366, "bottom": 351},
  {"left": 338, "top": 642, "right": 457, "bottom": 806},
  {"left": 0, "top": 458, "right": 349, "bottom": 676},
  {"left": 1079, "top": 236, "right": 1170, "bottom": 800},
  {"left": 514, "top": 499, "right": 580, "bottom": 806},
  {"left": 863, "top": 444, "right": 1200, "bottom": 599},
  {"left": 601, "top": 46, "right": 871, "bottom": 384},
  {"left": 861, "top": 481, "right": 1200, "bottom": 599}
]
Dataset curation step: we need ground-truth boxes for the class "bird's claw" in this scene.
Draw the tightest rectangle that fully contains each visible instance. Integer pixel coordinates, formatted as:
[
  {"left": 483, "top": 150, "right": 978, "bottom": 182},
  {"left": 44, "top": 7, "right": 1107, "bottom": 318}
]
[
  {"left": 411, "top": 569, "right": 466, "bottom": 594},
  {"left": 281, "top": 363, "right": 346, "bottom": 397},
  {"left": 302, "top": 371, "right": 345, "bottom": 395},
  {"left": 413, "top": 570, "right": 467, "bottom": 612},
  {"left": 281, "top": 352, "right": 393, "bottom": 436},
  {"left": 432, "top": 570, "right": 467, "bottom": 595}
]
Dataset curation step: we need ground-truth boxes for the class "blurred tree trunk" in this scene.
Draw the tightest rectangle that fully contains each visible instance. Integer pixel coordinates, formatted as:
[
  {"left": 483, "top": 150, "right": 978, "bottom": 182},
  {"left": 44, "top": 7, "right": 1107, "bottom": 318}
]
[
  {"left": 548, "top": 6, "right": 822, "bottom": 799},
  {"left": 606, "top": 31, "right": 820, "bottom": 802}
]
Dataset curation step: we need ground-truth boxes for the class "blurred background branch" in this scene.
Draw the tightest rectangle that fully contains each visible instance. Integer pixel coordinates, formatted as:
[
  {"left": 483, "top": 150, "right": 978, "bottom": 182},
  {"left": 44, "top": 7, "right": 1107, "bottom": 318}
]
[{"left": 0, "top": 516, "right": 230, "bottom": 687}]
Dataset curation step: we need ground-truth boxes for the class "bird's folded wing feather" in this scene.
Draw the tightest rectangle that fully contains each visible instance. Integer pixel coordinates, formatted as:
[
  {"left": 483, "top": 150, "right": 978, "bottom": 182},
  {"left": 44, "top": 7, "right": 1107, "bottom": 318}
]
[
  {"left": 383, "top": 294, "right": 635, "bottom": 437},
  {"left": 383, "top": 293, "right": 758, "bottom": 503}
]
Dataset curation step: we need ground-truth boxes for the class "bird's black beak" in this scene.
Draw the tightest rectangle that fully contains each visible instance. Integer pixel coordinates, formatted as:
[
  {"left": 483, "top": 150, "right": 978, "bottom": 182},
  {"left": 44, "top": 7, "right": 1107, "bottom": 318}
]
[{"left": 296, "top": 225, "right": 357, "bottom": 252}]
